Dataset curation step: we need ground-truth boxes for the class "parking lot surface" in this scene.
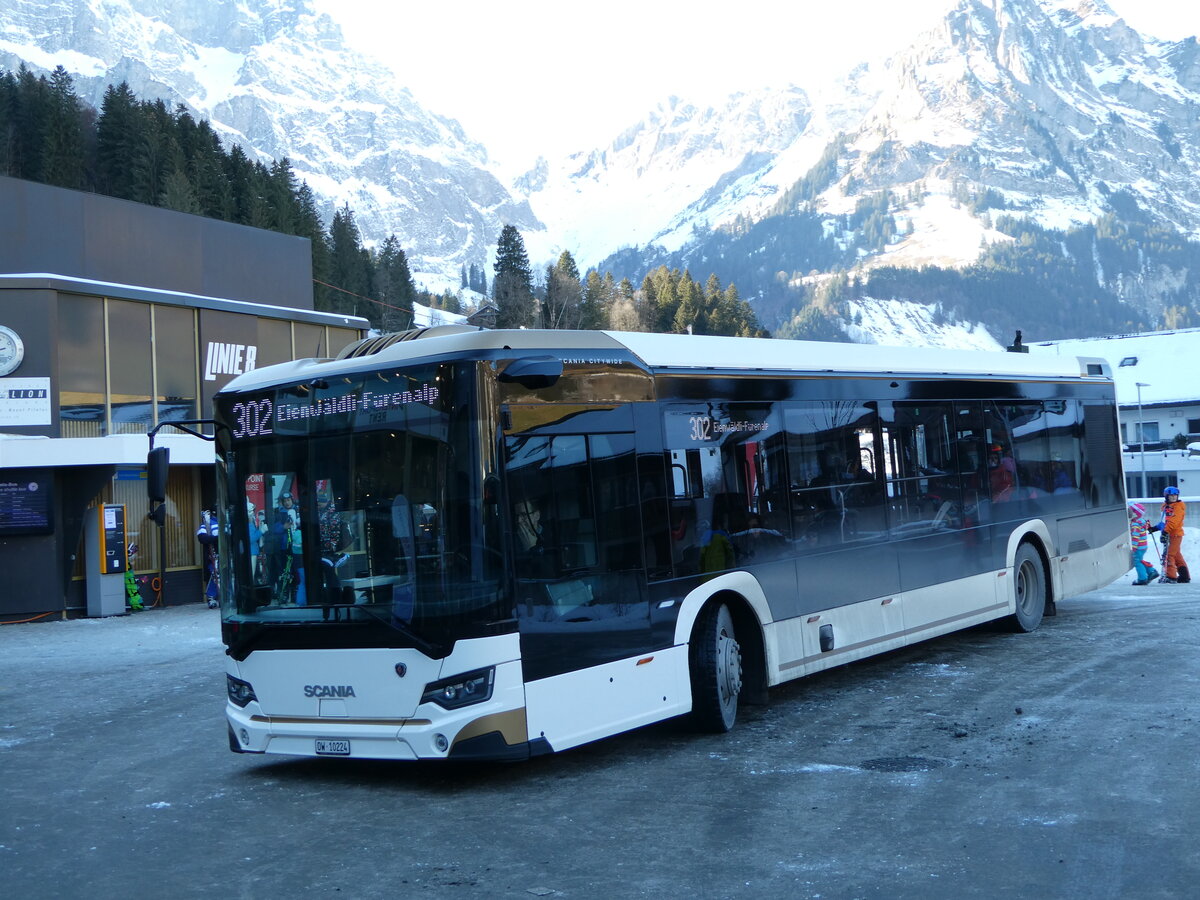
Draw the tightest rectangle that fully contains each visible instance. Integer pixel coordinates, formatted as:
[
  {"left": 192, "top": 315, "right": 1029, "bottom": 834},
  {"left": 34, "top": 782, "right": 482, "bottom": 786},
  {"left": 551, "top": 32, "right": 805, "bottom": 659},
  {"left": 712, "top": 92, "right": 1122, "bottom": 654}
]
[{"left": 2, "top": 579, "right": 1198, "bottom": 898}]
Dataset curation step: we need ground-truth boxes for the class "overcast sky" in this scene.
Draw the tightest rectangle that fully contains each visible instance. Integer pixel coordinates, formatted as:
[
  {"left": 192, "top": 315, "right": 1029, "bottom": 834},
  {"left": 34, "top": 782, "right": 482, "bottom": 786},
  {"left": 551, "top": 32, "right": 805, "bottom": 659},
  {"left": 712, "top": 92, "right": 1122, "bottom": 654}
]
[{"left": 314, "top": 0, "right": 1200, "bottom": 174}]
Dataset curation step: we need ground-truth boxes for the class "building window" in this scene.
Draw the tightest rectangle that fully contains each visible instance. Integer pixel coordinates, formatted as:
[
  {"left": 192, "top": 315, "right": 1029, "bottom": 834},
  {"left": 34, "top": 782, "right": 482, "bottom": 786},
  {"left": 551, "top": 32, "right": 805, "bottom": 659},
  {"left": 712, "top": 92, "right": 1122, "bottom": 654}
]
[
  {"left": 1136, "top": 422, "right": 1160, "bottom": 443},
  {"left": 108, "top": 299, "right": 153, "bottom": 434},
  {"left": 294, "top": 322, "right": 324, "bottom": 358},
  {"left": 154, "top": 305, "right": 198, "bottom": 425},
  {"left": 328, "top": 326, "right": 361, "bottom": 356},
  {"left": 58, "top": 294, "right": 107, "bottom": 437},
  {"left": 1118, "top": 356, "right": 1138, "bottom": 367},
  {"left": 1127, "top": 473, "right": 1176, "bottom": 500},
  {"left": 257, "top": 318, "right": 292, "bottom": 368}
]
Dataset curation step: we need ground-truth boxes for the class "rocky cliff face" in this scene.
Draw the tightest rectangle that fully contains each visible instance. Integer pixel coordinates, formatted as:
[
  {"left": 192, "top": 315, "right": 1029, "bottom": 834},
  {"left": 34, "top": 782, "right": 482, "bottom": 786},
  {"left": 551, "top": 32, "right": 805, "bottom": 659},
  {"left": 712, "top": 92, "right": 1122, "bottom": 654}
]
[
  {"left": 548, "top": 0, "right": 1200, "bottom": 272},
  {"left": 0, "top": 0, "right": 540, "bottom": 287},
  {"left": 823, "top": 0, "right": 1200, "bottom": 244}
]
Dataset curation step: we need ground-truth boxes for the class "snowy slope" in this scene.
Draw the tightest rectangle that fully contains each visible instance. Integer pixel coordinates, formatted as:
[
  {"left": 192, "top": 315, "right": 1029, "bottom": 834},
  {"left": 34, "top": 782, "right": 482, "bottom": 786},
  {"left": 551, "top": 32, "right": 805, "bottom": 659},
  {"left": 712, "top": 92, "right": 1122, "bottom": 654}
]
[{"left": 843, "top": 296, "right": 1004, "bottom": 351}]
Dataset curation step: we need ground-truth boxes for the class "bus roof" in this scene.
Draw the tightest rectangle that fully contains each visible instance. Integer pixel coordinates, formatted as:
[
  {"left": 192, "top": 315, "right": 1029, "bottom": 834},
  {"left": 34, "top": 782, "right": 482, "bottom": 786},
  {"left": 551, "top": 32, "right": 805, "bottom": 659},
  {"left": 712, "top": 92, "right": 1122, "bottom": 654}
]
[
  {"left": 222, "top": 327, "right": 1107, "bottom": 394},
  {"left": 607, "top": 331, "right": 1104, "bottom": 380}
]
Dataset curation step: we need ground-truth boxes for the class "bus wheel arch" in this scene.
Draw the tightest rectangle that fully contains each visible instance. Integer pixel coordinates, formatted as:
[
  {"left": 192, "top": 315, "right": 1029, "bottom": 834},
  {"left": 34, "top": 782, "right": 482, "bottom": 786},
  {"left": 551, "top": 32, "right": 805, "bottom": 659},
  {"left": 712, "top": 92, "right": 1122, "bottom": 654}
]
[
  {"left": 688, "top": 591, "right": 768, "bottom": 733},
  {"left": 1006, "top": 538, "right": 1050, "bottom": 633}
]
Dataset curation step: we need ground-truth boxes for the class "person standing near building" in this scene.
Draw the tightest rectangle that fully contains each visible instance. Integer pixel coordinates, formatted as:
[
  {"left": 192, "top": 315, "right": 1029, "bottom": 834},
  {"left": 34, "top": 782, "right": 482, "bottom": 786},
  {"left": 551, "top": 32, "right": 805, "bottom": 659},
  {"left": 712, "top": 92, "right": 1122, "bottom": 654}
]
[
  {"left": 1128, "top": 503, "right": 1158, "bottom": 585},
  {"left": 1150, "top": 487, "right": 1189, "bottom": 584},
  {"left": 197, "top": 508, "right": 219, "bottom": 606}
]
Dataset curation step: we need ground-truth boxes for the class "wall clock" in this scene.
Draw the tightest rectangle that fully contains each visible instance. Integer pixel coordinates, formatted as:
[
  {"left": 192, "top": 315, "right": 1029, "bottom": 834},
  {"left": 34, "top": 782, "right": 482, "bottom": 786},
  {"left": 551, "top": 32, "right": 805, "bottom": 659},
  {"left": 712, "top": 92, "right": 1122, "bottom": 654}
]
[{"left": 0, "top": 325, "right": 25, "bottom": 376}]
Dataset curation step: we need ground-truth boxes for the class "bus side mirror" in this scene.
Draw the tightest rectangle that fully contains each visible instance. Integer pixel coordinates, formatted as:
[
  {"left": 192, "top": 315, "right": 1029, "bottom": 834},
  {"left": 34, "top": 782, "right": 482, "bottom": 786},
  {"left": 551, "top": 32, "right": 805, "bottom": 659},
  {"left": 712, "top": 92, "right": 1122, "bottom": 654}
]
[{"left": 147, "top": 446, "right": 170, "bottom": 502}]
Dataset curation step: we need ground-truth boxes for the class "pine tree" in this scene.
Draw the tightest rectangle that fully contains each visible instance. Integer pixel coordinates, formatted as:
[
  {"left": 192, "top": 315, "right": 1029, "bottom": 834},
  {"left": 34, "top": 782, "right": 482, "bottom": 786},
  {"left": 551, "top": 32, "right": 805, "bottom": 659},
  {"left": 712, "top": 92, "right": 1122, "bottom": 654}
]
[
  {"left": 0, "top": 69, "right": 18, "bottom": 176},
  {"left": 266, "top": 158, "right": 299, "bottom": 233},
  {"left": 580, "top": 270, "right": 608, "bottom": 330},
  {"left": 543, "top": 250, "right": 583, "bottom": 328},
  {"left": 13, "top": 65, "right": 49, "bottom": 183},
  {"left": 160, "top": 151, "right": 201, "bottom": 213},
  {"left": 375, "top": 235, "right": 416, "bottom": 331},
  {"left": 42, "top": 66, "right": 85, "bottom": 188},
  {"left": 224, "top": 145, "right": 254, "bottom": 224},
  {"left": 130, "top": 98, "right": 176, "bottom": 207},
  {"left": 493, "top": 224, "right": 534, "bottom": 328},
  {"left": 187, "top": 117, "right": 234, "bottom": 220},
  {"left": 673, "top": 271, "right": 704, "bottom": 334},
  {"left": 328, "top": 203, "right": 372, "bottom": 318},
  {"left": 96, "top": 82, "right": 141, "bottom": 199},
  {"left": 295, "top": 182, "right": 333, "bottom": 311}
]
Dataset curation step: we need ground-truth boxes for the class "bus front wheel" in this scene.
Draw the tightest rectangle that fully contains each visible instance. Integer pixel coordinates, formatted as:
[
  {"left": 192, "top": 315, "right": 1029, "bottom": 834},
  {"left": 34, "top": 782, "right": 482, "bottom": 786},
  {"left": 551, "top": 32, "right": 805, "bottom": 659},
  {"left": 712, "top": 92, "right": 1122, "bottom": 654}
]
[
  {"left": 690, "top": 602, "right": 743, "bottom": 732},
  {"left": 1006, "top": 543, "right": 1046, "bottom": 633}
]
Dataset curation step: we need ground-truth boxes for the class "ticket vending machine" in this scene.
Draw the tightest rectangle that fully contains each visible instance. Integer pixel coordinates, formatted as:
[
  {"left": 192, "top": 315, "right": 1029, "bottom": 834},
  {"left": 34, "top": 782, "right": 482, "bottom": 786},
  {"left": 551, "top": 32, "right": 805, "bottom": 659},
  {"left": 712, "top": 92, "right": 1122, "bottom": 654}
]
[{"left": 86, "top": 504, "right": 127, "bottom": 616}]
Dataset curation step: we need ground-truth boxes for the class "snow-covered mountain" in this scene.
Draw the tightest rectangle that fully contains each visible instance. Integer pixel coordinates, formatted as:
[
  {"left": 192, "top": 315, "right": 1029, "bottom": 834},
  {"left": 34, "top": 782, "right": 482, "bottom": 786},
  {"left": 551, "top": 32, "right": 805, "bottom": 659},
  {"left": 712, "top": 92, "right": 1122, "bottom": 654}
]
[
  {"left": 3, "top": 0, "right": 1200, "bottom": 347},
  {"left": 532, "top": 0, "right": 1200, "bottom": 275},
  {"left": 0, "top": 0, "right": 540, "bottom": 289},
  {"left": 819, "top": 0, "right": 1200, "bottom": 263},
  {"left": 519, "top": 67, "right": 890, "bottom": 269}
]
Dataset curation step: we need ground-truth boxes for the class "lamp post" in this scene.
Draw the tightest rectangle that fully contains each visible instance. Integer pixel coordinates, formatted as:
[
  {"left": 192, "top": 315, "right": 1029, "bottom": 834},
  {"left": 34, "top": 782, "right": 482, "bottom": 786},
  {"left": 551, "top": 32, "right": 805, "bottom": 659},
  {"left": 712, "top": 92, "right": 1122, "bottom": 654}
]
[{"left": 1136, "top": 382, "right": 1149, "bottom": 499}]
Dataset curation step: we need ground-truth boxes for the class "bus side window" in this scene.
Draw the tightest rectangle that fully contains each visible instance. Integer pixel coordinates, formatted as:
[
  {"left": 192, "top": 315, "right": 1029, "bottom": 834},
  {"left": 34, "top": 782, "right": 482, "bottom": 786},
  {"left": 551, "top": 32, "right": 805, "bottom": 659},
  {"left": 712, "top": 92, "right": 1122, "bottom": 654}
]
[
  {"left": 881, "top": 402, "right": 963, "bottom": 533},
  {"left": 638, "top": 452, "right": 672, "bottom": 580},
  {"left": 785, "top": 402, "right": 881, "bottom": 548}
]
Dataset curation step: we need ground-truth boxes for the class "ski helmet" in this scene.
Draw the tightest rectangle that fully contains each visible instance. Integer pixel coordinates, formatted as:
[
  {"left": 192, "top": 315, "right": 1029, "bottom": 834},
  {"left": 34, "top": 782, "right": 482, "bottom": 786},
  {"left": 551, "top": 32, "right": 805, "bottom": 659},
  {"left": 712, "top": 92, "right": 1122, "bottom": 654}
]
[{"left": 1164, "top": 486, "right": 1180, "bottom": 500}]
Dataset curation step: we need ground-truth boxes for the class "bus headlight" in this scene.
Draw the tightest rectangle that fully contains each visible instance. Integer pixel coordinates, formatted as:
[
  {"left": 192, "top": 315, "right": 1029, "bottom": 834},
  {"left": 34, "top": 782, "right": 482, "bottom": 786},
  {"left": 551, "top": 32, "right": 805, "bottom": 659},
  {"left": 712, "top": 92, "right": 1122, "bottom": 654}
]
[
  {"left": 421, "top": 668, "right": 494, "bottom": 709},
  {"left": 227, "top": 674, "right": 257, "bottom": 708}
]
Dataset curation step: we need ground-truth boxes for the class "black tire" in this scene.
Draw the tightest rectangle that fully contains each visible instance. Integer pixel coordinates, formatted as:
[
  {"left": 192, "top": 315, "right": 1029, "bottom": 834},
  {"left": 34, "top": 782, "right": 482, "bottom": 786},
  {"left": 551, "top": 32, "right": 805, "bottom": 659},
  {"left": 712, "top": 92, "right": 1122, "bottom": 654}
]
[
  {"left": 689, "top": 602, "right": 743, "bottom": 732},
  {"left": 1006, "top": 543, "right": 1046, "bottom": 633}
]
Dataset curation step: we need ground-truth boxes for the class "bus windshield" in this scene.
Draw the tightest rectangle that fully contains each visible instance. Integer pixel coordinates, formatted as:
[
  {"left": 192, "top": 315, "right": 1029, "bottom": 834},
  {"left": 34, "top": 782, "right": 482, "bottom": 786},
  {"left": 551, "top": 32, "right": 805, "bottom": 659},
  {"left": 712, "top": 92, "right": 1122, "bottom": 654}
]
[{"left": 214, "top": 362, "right": 508, "bottom": 654}]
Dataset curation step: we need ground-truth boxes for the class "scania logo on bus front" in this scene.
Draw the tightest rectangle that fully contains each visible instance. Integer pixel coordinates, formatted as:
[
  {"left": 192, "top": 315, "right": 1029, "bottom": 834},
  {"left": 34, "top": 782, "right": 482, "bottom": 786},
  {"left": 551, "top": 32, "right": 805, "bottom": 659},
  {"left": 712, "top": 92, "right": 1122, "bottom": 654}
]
[{"left": 303, "top": 684, "right": 357, "bottom": 698}]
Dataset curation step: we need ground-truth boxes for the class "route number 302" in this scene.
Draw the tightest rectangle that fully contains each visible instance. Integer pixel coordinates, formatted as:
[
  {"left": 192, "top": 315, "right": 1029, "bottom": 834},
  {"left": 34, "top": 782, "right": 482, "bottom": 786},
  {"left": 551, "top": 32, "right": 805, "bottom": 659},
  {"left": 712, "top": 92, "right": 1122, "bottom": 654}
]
[
  {"left": 232, "top": 399, "right": 274, "bottom": 438},
  {"left": 689, "top": 415, "right": 715, "bottom": 442}
]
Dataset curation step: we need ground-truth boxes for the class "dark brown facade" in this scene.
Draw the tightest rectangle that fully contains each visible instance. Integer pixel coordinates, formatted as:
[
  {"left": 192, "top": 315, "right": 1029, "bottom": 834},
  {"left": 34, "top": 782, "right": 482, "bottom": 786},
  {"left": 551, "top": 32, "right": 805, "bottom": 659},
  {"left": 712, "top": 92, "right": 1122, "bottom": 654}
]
[{"left": 0, "top": 180, "right": 368, "bottom": 621}]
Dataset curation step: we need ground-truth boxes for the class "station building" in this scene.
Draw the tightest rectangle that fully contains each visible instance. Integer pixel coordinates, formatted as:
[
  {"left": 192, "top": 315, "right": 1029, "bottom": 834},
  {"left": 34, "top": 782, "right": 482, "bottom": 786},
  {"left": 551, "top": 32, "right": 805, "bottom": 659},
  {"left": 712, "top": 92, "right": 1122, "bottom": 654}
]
[{"left": 0, "top": 175, "right": 368, "bottom": 621}]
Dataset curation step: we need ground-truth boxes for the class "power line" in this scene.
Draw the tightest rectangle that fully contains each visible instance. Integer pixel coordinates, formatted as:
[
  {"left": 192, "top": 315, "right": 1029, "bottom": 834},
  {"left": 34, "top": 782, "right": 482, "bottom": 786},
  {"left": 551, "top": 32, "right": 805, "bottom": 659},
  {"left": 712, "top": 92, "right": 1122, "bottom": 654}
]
[{"left": 312, "top": 278, "right": 414, "bottom": 317}]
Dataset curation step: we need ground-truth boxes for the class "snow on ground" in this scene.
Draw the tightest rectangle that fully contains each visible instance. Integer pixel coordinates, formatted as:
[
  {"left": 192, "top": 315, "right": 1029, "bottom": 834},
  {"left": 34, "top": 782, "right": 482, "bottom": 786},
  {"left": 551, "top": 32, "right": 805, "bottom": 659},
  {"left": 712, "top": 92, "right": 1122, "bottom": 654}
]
[{"left": 0, "top": 602, "right": 221, "bottom": 668}]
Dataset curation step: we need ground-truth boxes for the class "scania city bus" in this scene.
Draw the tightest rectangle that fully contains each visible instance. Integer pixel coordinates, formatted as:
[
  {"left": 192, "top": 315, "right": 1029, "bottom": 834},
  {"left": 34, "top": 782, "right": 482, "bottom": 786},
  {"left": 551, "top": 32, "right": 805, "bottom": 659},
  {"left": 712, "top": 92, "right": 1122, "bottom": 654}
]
[{"left": 195, "top": 326, "right": 1127, "bottom": 760}]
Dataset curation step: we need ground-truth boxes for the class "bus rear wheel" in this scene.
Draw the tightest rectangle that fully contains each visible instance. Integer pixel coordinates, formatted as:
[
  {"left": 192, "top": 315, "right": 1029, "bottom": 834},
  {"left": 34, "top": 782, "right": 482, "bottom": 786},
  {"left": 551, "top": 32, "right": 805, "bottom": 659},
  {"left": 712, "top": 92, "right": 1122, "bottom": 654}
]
[
  {"left": 690, "top": 602, "right": 743, "bottom": 732},
  {"left": 1006, "top": 543, "right": 1046, "bottom": 633}
]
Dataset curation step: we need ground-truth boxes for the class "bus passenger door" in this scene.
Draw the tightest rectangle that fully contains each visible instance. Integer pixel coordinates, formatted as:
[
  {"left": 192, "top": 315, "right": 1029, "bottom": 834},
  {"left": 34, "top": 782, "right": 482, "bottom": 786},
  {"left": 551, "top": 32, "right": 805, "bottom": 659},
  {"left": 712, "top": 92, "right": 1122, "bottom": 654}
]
[{"left": 504, "top": 432, "right": 652, "bottom": 683}]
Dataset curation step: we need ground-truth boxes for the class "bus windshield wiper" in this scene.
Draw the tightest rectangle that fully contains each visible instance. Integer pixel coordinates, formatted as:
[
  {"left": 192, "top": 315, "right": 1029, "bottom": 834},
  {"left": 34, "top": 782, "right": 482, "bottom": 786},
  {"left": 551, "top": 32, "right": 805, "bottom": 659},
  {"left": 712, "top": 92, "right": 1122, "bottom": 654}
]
[
  {"left": 225, "top": 623, "right": 273, "bottom": 661},
  {"left": 322, "top": 603, "right": 445, "bottom": 658}
]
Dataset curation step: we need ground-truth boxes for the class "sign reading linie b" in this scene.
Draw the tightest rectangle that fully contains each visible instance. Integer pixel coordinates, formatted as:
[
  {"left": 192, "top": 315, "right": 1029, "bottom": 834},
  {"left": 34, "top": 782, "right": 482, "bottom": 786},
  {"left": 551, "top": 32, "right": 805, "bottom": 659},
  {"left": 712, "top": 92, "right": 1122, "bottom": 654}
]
[{"left": 204, "top": 342, "right": 258, "bottom": 382}]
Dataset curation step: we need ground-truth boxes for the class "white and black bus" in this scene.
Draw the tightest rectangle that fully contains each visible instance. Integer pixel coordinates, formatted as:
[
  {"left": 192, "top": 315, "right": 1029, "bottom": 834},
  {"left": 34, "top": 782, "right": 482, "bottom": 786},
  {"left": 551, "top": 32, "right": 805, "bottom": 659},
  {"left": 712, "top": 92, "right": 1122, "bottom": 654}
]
[{"left": 205, "top": 327, "right": 1128, "bottom": 760}]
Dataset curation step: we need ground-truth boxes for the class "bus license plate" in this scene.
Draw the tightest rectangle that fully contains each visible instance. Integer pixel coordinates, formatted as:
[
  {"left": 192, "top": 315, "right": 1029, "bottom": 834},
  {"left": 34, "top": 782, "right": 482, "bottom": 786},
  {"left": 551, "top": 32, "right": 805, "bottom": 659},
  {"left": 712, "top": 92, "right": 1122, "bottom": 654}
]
[{"left": 315, "top": 739, "right": 351, "bottom": 756}]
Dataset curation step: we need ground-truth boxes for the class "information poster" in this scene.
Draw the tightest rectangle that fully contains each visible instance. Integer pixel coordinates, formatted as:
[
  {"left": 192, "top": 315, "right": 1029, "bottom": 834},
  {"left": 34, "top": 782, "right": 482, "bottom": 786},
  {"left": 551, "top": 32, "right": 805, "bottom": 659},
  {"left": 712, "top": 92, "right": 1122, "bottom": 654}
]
[{"left": 0, "top": 472, "right": 54, "bottom": 535}]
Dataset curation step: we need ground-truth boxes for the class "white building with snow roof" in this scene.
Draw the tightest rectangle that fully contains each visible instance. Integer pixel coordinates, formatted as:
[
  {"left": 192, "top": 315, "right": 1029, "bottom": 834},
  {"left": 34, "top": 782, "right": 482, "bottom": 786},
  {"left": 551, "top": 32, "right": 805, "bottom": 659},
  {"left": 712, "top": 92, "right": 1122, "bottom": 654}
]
[{"left": 1030, "top": 329, "right": 1200, "bottom": 502}]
